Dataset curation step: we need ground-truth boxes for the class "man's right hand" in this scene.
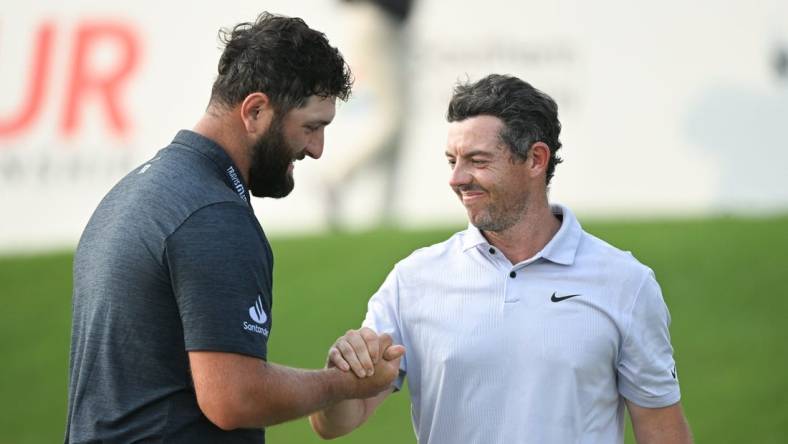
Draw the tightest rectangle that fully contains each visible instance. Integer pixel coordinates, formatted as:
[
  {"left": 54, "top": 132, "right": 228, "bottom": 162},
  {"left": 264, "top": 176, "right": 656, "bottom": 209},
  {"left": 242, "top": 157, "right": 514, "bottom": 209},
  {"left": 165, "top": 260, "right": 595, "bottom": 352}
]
[
  {"left": 328, "top": 328, "right": 405, "bottom": 398},
  {"left": 309, "top": 329, "right": 404, "bottom": 438}
]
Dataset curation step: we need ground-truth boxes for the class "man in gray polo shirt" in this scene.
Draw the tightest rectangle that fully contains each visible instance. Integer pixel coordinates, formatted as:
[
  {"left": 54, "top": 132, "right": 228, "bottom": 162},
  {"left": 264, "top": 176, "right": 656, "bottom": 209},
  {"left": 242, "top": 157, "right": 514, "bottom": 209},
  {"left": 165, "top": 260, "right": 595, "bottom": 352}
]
[
  {"left": 66, "top": 12, "right": 403, "bottom": 443},
  {"left": 311, "top": 75, "right": 693, "bottom": 443}
]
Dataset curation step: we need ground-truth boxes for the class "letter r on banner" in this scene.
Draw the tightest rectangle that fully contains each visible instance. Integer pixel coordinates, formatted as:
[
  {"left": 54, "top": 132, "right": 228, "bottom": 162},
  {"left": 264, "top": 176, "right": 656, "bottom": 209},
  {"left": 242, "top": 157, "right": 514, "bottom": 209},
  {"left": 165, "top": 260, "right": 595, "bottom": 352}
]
[{"left": 61, "top": 22, "right": 140, "bottom": 138}]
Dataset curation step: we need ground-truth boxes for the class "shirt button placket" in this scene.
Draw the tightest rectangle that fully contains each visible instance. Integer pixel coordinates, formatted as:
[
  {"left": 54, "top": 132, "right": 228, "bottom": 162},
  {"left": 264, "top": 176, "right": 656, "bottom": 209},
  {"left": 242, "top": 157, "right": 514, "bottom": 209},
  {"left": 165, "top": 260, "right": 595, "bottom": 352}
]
[{"left": 504, "top": 269, "right": 520, "bottom": 303}]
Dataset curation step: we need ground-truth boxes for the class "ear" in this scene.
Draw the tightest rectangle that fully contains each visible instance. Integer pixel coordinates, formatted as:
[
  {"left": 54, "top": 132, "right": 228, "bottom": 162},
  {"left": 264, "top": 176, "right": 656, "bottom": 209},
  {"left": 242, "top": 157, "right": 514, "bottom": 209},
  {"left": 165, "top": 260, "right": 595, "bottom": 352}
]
[
  {"left": 239, "top": 92, "right": 275, "bottom": 135},
  {"left": 527, "top": 142, "right": 551, "bottom": 179}
]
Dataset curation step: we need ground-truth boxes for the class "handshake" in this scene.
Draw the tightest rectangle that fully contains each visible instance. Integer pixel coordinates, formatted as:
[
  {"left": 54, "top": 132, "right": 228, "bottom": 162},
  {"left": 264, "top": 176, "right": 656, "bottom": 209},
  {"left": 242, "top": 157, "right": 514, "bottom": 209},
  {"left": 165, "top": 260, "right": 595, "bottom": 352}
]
[
  {"left": 309, "top": 328, "right": 406, "bottom": 438},
  {"left": 326, "top": 327, "right": 406, "bottom": 399}
]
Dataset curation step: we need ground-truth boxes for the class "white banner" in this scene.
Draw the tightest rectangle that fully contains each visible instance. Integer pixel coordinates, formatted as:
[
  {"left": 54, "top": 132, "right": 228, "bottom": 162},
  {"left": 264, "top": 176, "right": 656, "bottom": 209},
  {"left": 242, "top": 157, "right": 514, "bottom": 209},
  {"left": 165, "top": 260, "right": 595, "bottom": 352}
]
[{"left": 1, "top": 0, "right": 787, "bottom": 252}]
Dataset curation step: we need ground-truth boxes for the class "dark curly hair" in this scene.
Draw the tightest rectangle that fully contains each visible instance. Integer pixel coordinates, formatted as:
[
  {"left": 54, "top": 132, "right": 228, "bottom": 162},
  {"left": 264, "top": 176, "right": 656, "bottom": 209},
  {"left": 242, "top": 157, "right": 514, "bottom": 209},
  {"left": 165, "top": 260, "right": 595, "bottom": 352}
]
[
  {"left": 447, "top": 74, "right": 563, "bottom": 186},
  {"left": 210, "top": 12, "right": 353, "bottom": 112}
]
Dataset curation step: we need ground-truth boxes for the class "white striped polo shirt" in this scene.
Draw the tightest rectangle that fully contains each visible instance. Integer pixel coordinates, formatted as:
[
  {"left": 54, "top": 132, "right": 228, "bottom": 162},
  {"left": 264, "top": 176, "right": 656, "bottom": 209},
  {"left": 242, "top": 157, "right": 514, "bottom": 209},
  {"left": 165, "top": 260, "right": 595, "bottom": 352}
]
[{"left": 362, "top": 204, "right": 680, "bottom": 444}]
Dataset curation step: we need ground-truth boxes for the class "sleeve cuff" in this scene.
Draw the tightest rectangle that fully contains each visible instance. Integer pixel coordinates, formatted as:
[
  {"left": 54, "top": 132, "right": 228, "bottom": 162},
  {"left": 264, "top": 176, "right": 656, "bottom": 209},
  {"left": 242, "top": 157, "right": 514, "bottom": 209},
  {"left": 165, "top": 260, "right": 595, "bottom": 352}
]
[{"left": 619, "top": 384, "right": 681, "bottom": 408}]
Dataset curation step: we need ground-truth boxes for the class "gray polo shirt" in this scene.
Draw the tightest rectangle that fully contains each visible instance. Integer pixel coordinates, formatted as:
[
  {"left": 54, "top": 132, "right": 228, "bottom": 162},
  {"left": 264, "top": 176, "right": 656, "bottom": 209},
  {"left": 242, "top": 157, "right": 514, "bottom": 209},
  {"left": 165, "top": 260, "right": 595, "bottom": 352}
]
[
  {"left": 66, "top": 130, "right": 273, "bottom": 443},
  {"left": 363, "top": 204, "right": 681, "bottom": 444}
]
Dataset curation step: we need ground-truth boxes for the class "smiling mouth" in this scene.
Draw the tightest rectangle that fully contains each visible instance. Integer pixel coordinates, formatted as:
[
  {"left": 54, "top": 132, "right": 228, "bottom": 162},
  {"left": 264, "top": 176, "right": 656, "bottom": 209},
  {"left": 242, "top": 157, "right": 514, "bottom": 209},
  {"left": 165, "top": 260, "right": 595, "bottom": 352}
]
[
  {"left": 457, "top": 190, "right": 486, "bottom": 204},
  {"left": 289, "top": 152, "right": 305, "bottom": 172}
]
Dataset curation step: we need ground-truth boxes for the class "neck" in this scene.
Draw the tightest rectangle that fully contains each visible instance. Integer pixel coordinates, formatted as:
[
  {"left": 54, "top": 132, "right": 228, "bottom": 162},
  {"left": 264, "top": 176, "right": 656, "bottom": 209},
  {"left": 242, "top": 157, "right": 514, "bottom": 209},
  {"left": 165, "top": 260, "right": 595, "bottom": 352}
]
[
  {"left": 482, "top": 198, "right": 561, "bottom": 264},
  {"left": 192, "top": 109, "right": 251, "bottom": 183}
]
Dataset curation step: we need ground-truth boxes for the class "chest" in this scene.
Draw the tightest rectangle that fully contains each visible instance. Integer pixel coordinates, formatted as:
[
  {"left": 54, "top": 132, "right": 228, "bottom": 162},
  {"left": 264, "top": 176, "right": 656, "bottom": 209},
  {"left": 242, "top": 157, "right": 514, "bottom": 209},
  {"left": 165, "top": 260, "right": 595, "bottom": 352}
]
[{"left": 398, "top": 265, "right": 624, "bottom": 378}]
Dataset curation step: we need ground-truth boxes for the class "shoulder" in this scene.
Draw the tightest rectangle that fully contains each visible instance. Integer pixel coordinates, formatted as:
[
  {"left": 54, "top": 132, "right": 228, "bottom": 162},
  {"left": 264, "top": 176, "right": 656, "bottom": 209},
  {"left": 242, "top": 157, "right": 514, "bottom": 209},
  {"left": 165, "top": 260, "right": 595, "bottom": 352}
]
[
  {"left": 577, "top": 230, "right": 655, "bottom": 286},
  {"left": 391, "top": 230, "right": 466, "bottom": 275},
  {"left": 136, "top": 145, "right": 239, "bottom": 206},
  {"left": 166, "top": 201, "right": 269, "bottom": 264},
  {"left": 83, "top": 144, "right": 249, "bottom": 254},
  {"left": 174, "top": 201, "right": 259, "bottom": 238},
  {"left": 107, "top": 145, "right": 240, "bottom": 222}
]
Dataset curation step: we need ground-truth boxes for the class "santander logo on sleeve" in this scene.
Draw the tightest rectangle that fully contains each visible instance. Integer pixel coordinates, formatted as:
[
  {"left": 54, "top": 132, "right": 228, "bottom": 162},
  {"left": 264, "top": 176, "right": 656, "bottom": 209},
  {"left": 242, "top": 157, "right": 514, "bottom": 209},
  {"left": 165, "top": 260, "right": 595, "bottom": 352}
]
[{"left": 243, "top": 294, "right": 269, "bottom": 336}]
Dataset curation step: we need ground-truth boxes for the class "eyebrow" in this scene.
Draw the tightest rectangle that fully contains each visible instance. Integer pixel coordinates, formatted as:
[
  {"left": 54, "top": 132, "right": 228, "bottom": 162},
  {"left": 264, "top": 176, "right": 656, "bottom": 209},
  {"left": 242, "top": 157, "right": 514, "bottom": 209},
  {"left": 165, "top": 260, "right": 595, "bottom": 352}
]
[
  {"left": 444, "top": 149, "right": 495, "bottom": 158},
  {"left": 304, "top": 120, "right": 332, "bottom": 127}
]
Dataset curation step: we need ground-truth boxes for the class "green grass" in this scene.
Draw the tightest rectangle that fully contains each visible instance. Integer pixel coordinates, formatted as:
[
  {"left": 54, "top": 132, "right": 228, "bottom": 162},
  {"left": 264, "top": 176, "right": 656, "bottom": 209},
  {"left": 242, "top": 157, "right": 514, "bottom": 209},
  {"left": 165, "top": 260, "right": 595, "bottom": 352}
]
[{"left": 1, "top": 215, "right": 787, "bottom": 443}]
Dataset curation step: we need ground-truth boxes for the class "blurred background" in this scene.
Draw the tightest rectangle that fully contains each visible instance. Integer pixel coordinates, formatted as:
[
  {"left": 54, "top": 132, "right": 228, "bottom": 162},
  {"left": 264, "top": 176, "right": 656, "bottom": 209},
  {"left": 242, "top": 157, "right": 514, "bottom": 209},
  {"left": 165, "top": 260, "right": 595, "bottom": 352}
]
[{"left": 1, "top": 0, "right": 787, "bottom": 443}]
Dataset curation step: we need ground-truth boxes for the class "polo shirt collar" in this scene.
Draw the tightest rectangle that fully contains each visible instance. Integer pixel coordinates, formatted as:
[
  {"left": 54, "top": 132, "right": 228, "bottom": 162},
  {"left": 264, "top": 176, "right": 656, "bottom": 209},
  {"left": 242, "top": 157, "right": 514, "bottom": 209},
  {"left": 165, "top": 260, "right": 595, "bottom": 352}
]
[
  {"left": 460, "top": 203, "right": 582, "bottom": 265},
  {"left": 461, "top": 222, "right": 490, "bottom": 252},
  {"left": 172, "top": 130, "right": 236, "bottom": 172},
  {"left": 171, "top": 130, "right": 251, "bottom": 205},
  {"left": 540, "top": 204, "right": 582, "bottom": 265}
]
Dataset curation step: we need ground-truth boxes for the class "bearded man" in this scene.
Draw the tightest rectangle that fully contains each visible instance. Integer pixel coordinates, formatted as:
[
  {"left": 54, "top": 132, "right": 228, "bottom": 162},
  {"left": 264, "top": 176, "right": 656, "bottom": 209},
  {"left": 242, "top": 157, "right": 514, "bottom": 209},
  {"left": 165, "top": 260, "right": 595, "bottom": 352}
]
[{"left": 65, "top": 12, "right": 403, "bottom": 444}]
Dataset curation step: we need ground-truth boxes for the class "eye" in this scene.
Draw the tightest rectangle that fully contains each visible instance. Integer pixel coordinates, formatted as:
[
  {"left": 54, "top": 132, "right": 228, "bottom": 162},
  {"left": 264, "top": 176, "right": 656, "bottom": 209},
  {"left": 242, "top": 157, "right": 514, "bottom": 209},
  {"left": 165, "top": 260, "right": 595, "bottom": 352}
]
[
  {"left": 447, "top": 158, "right": 456, "bottom": 167},
  {"left": 471, "top": 158, "right": 487, "bottom": 166}
]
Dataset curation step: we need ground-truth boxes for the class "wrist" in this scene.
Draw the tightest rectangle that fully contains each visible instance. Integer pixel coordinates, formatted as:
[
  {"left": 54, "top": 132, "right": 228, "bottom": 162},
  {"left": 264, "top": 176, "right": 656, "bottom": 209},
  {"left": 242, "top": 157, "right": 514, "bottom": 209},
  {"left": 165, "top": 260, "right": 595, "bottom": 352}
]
[{"left": 322, "top": 366, "right": 355, "bottom": 401}]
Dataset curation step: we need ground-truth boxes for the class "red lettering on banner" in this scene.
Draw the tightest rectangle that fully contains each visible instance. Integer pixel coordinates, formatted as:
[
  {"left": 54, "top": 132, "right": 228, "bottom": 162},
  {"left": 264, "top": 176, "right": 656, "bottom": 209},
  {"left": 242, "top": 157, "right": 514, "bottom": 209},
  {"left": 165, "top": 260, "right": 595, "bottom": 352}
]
[
  {"left": 61, "top": 22, "right": 140, "bottom": 138},
  {"left": 0, "top": 20, "right": 141, "bottom": 142},
  {"left": 0, "top": 22, "right": 54, "bottom": 138}
]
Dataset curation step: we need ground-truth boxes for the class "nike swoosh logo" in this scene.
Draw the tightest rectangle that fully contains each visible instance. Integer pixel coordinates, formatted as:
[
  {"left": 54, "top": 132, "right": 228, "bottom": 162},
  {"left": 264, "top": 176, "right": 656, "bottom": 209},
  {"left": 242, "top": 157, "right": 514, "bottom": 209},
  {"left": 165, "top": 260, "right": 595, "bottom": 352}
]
[{"left": 551, "top": 292, "right": 581, "bottom": 303}]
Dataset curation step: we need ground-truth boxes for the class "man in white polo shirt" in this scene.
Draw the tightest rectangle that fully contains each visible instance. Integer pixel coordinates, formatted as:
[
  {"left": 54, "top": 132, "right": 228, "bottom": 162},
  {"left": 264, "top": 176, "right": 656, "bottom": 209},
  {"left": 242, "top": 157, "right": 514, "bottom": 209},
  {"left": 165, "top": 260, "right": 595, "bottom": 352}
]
[{"left": 309, "top": 74, "right": 692, "bottom": 443}]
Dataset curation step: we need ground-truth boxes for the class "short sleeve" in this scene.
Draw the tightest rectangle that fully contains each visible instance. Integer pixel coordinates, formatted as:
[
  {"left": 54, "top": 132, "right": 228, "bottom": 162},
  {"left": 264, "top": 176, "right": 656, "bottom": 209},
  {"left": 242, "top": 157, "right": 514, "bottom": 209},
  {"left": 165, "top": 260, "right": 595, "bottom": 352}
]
[
  {"left": 165, "top": 202, "right": 273, "bottom": 360},
  {"left": 362, "top": 266, "right": 407, "bottom": 390},
  {"left": 617, "top": 271, "right": 681, "bottom": 408}
]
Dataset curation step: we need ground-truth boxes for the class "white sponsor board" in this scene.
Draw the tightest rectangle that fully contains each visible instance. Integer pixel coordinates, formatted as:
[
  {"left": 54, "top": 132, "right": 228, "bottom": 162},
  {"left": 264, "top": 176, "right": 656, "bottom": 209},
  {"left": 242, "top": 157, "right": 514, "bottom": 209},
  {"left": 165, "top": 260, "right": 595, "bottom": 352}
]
[{"left": 1, "top": 0, "right": 787, "bottom": 252}]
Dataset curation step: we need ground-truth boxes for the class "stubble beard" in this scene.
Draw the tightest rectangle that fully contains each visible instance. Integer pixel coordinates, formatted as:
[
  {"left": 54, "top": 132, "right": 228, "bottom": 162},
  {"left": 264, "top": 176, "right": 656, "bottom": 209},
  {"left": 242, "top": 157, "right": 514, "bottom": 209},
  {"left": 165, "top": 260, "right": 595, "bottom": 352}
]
[{"left": 468, "top": 192, "right": 529, "bottom": 233}]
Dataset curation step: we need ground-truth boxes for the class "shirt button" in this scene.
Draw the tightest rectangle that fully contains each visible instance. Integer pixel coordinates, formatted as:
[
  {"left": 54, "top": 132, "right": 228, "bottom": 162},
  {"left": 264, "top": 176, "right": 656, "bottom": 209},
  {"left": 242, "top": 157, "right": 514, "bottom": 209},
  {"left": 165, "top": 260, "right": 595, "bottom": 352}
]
[
  {"left": 489, "top": 248, "right": 496, "bottom": 254},
  {"left": 509, "top": 271, "right": 516, "bottom": 278}
]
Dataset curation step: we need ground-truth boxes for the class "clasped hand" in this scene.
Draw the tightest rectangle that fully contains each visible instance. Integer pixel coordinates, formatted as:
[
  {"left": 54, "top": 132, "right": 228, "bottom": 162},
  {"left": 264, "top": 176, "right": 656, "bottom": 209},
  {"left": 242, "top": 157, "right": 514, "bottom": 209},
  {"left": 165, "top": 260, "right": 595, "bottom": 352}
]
[{"left": 327, "top": 327, "right": 405, "bottom": 380}]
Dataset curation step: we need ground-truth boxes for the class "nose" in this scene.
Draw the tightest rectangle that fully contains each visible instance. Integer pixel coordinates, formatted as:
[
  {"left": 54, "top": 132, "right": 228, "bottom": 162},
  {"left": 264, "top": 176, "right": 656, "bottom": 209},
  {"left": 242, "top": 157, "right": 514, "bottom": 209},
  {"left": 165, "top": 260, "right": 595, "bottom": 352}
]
[
  {"left": 448, "top": 161, "right": 471, "bottom": 189},
  {"left": 304, "top": 128, "right": 325, "bottom": 159}
]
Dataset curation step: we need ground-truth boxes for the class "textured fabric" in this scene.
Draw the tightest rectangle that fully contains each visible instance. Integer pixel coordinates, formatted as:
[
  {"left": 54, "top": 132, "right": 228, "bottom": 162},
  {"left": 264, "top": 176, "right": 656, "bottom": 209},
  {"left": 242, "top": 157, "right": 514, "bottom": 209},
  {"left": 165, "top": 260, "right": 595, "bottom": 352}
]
[
  {"left": 66, "top": 130, "right": 272, "bottom": 443},
  {"left": 362, "top": 204, "right": 680, "bottom": 444}
]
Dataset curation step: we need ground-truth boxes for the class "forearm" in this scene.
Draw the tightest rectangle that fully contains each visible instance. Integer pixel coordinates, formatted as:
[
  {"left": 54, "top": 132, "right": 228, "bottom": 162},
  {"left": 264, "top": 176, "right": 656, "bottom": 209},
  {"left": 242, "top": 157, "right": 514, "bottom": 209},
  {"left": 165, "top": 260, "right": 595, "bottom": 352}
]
[
  {"left": 194, "top": 357, "right": 357, "bottom": 430},
  {"left": 235, "top": 363, "right": 354, "bottom": 428},
  {"left": 634, "top": 418, "right": 692, "bottom": 444},
  {"left": 190, "top": 349, "right": 401, "bottom": 431},
  {"left": 628, "top": 401, "right": 693, "bottom": 444},
  {"left": 309, "top": 398, "right": 367, "bottom": 439},
  {"left": 310, "top": 385, "right": 394, "bottom": 439}
]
